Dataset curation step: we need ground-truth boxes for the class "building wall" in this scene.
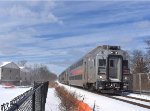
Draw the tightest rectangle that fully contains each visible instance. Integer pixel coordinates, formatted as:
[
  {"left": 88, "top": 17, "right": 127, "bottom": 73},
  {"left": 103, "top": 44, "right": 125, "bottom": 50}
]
[{"left": 1, "top": 67, "right": 20, "bottom": 82}]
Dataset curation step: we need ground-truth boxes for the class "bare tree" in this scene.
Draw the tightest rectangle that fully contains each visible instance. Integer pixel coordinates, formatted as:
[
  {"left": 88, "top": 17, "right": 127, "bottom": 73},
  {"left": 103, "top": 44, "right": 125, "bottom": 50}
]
[
  {"left": 18, "top": 60, "right": 27, "bottom": 67},
  {"left": 146, "top": 40, "right": 150, "bottom": 48},
  {"left": 31, "top": 64, "right": 57, "bottom": 82},
  {"left": 145, "top": 40, "right": 150, "bottom": 72},
  {"left": 131, "top": 50, "right": 148, "bottom": 74}
]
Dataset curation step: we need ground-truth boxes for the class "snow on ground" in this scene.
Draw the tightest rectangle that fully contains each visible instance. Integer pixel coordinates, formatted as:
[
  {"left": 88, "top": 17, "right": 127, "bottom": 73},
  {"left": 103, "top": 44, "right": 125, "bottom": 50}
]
[
  {"left": 127, "top": 93, "right": 150, "bottom": 100},
  {"left": 2, "top": 83, "right": 149, "bottom": 111},
  {"left": 0, "top": 85, "right": 30, "bottom": 105},
  {"left": 0, "top": 85, "right": 61, "bottom": 111},
  {"left": 112, "top": 96, "right": 150, "bottom": 106},
  {"left": 45, "top": 88, "right": 61, "bottom": 111},
  {"left": 60, "top": 84, "right": 150, "bottom": 111}
]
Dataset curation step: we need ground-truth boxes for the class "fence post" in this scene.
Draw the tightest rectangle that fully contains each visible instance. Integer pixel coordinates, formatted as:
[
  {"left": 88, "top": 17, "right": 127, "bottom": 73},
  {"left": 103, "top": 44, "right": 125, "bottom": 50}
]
[
  {"left": 32, "top": 92, "right": 35, "bottom": 111},
  {"left": 43, "top": 83, "right": 46, "bottom": 111},
  {"left": 41, "top": 85, "right": 43, "bottom": 111}
]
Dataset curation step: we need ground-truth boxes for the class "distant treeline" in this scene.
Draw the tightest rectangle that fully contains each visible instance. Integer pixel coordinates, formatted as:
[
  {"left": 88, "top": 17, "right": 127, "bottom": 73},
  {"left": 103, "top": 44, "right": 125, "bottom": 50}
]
[
  {"left": 30, "top": 64, "right": 57, "bottom": 82},
  {"left": 130, "top": 40, "right": 150, "bottom": 74},
  {"left": 19, "top": 62, "right": 57, "bottom": 83}
]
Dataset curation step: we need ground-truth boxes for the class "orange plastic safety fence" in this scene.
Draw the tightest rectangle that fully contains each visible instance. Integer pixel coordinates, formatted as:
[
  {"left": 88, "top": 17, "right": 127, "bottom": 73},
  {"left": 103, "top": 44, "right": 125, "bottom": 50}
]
[{"left": 77, "top": 100, "right": 92, "bottom": 111}]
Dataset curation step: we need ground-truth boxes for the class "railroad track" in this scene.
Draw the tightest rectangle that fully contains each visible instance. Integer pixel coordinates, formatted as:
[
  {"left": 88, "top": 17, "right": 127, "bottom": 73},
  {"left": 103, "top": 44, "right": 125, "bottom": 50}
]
[
  {"left": 104, "top": 95, "right": 150, "bottom": 109},
  {"left": 97, "top": 92, "right": 150, "bottom": 109},
  {"left": 121, "top": 95, "right": 150, "bottom": 102}
]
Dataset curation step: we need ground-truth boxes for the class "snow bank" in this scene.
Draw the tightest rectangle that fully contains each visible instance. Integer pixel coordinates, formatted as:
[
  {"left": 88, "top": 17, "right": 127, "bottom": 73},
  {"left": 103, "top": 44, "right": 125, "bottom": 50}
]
[
  {"left": 45, "top": 88, "right": 61, "bottom": 111},
  {"left": 0, "top": 85, "right": 30, "bottom": 105}
]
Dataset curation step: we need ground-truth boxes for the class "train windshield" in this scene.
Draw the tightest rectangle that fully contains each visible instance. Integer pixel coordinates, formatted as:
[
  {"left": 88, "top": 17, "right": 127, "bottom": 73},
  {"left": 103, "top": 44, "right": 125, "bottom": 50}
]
[
  {"left": 98, "top": 59, "right": 106, "bottom": 75},
  {"left": 98, "top": 59, "right": 106, "bottom": 67}
]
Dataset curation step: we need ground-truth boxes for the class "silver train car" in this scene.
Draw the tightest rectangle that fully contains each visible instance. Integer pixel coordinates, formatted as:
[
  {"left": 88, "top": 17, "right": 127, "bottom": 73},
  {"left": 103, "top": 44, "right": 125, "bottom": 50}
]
[{"left": 59, "top": 45, "right": 130, "bottom": 93}]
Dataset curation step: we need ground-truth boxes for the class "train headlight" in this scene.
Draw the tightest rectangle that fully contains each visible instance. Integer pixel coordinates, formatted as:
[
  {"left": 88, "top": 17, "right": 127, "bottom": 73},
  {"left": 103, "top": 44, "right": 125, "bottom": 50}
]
[
  {"left": 110, "top": 51, "right": 113, "bottom": 54},
  {"left": 100, "top": 76, "right": 103, "bottom": 79},
  {"left": 99, "top": 75, "right": 106, "bottom": 80},
  {"left": 124, "top": 76, "right": 128, "bottom": 80}
]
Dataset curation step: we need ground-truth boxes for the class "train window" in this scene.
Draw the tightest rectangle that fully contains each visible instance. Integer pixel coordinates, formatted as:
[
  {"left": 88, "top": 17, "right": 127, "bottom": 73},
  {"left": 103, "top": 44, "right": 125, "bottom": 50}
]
[
  {"left": 99, "top": 59, "right": 106, "bottom": 67},
  {"left": 69, "top": 76, "right": 71, "bottom": 80},
  {"left": 123, "top": 60, "right": 128, "bottom": 68},
  {"left": 69, "top": 75, "right": 82, "bottom": 80},
  {"left": 110, "top": 60, "right": 114, "bottom": 67},
  {"left": 80, "top": 75, "right": 82, "bottom": 80},
  {"left": 94, "top": 59, "right": 95, "bottom": 67}
]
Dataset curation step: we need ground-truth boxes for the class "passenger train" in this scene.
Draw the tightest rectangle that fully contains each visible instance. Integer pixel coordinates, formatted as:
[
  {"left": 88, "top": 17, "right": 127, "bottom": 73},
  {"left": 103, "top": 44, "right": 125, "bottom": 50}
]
[{"left": 59, "top": 45, "right": 130, "bottom": 93}]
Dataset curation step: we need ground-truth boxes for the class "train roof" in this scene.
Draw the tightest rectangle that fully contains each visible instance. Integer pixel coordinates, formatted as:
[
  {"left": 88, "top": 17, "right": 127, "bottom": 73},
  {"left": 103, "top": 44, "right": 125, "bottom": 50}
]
[
  {"left": 60, "top": 45, "right": 122, "bottom": 74},
  {"left": 84, "top": 45, "right": 121, "bottom": 57},
  {"left": 88, "top": 45, "right": 121, "bottom": 53}
]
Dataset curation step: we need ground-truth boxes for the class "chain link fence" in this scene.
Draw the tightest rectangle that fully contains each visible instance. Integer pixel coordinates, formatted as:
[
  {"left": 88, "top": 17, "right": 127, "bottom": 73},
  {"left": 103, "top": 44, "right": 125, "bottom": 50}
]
[
  {"left": 131, "top": 73, "right": 150, "bottom": 94},
  {"left": 1, "top": 81, "right": 49, "bottom": 111}
]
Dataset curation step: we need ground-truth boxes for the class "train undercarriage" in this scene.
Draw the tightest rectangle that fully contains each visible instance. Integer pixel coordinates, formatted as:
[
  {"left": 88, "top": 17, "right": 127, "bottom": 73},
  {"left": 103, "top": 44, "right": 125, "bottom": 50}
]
[{"left": 82, "top": 81, "right": 128, "bottom": 94}]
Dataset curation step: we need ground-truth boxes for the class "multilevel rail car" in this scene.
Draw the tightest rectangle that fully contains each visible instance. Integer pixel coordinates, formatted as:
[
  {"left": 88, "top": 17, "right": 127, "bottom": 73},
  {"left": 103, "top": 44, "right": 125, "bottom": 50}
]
[{"left": 59, "top": 45, "right": 130, "bottom": 93}]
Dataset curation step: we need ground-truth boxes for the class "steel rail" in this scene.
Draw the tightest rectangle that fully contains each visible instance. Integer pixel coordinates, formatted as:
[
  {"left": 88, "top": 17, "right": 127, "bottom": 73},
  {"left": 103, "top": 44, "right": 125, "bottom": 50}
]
[{"left": 121, "top": 95, "right": 150, "bottom": 103}]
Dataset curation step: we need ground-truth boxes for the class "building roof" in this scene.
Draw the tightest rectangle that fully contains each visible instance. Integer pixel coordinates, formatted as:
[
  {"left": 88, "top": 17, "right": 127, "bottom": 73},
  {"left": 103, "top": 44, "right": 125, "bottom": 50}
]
[
  {"left": 0, "top": 62, "right": 11, "bottom": 67},
  {"left": 0, "top": 61, "right": 20, "bottom": 69}
]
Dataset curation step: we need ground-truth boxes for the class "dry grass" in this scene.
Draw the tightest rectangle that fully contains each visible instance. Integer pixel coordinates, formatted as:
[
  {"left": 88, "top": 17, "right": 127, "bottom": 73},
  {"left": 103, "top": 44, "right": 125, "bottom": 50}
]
[
  {"left": 49, "top": 82, "right": 58, "bottom": 88},
  {"left": 55, "top": 86, "right": 79, "bottom": 111}
]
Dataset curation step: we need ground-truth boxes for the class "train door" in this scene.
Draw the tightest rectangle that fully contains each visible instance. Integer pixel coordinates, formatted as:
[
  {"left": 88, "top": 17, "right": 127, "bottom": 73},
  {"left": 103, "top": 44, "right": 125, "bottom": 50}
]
[
  {"left": 84, "top": 61, "right": 88, "bottom": 82},
  {"left": 108, "top": 56, "right": 122, "bottom": 81},
  {"left": 84, "top": 61, "right": 88, "bottom": 83}
]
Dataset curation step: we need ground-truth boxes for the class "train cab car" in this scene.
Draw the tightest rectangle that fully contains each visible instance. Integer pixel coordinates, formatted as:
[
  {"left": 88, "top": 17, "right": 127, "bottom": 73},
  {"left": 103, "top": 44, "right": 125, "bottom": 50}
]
[{"left": 60, "top": 45, "right": 130, "bottom": 93}]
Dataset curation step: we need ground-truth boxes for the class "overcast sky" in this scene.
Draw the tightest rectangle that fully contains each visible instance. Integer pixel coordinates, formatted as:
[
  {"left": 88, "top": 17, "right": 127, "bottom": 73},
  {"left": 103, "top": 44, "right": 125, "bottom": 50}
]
[{"left": 0, "top": 0, "right": 150, "bottom": 74}]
